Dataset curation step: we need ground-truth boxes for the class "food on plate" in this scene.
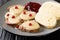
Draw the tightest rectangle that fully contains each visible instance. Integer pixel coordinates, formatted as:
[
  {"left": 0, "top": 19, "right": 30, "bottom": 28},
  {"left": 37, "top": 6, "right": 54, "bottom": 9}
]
[
  {"left": 5, "top": 12, "right": 11, "bottom": 20},
  {"left": 4, "top": 1, "right": 60, "bottom": 33},
  {"left": 5, "top": 5, "right": 24, "bottom": 24},
  {"left": 7, "top": 5, "right": 14, "bottom": 11},
  {"left": 19, "top": 10, "right": 36, "bottom": 20},
  {"left": 35, "top": 1, "right": 58, "bottom": 28},
  {"left": 18, "top": 20, "right": 40, "bottom": 32},
  {"left": 24, "top": 2, "right": 41, "bottom": 13},
  {"left": 8, "top": 5, "right": 24, "bottom": 16},
  {"left": 35, "top": 11, "right": 57, "bottom": 28},
  {"left": 5, "top": 13, "right": 21, "bottom": 24},
  {"left": 38, "top": 1, "right": 60, "bottom": 20}
]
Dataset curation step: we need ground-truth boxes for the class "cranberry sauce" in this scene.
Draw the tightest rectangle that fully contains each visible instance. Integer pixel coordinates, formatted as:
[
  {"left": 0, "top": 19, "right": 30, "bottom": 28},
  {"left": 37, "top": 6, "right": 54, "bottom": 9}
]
[{"left": 24, "top": 2, "right": 41, "bottom": 13}]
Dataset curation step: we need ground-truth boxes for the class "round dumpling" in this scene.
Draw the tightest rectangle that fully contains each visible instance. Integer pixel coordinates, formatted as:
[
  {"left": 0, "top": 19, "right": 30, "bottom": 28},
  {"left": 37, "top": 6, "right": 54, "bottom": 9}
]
[
  {"left": 19, "top": 10, "right": 36, "bottom": 20},
  {"left": 5, "top": 12, "right": 21, "bottom": 24},
  {"left": 9, "top": 5, "right": 24, "bottom": 16},
  {"left": 19, "top": 20, "right": 40, "bottom": 32},
  {"left": 35, "top": 9, "right": 57, "bottom": 28},
  {"left": 38, "top": 1, "right": 60, "bottom": 20}
]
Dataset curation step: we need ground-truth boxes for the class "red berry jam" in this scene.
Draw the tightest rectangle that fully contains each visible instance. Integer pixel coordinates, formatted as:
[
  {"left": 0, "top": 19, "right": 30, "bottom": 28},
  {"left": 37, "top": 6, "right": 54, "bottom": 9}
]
[
  {"left": 24, "top": 2, "right": 41, "bottom": 13},
  {"left": 16, "top": 25, "right": 19, "bottom": 28},
  {"left": 12, "top": 16, "right": 15, "bottom": 19},
  {"left": 23, "top": 11, "right": 26, "bottom": 14},
  {"left": 29, "top": 23, "right": 32, "bottom": 26},
  {"left": 6, "top": 18, "right": 8, "bottom": 20},
  {"left": 15, "top": 6, "right": 18, "bottom": 9},
  {"left": 29, "top": 14, "right": 32, "bottom": 17},
  {"left": 7, "top": 14, "right": 9, "bottom": 16}
]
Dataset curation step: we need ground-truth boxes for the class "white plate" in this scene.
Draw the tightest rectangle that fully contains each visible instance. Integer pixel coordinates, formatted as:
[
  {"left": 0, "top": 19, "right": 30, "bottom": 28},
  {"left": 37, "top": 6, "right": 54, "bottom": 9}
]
[{"left": 0, "top": 0, "right": 60, "bottom": 36}]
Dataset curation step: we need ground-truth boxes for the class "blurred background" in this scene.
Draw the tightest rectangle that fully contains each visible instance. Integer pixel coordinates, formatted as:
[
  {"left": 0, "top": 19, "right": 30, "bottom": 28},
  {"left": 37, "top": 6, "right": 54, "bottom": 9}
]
[{"left": 0, "top": 0, "right": 10, "bottom": 6}]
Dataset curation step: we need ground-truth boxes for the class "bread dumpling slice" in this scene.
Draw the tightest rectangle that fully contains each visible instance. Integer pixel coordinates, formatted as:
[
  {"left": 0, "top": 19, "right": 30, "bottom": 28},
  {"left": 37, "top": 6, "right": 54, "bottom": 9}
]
[
  {"left": 5, "top": 12, "right": 17, "bottom": 19},
  {"left": 9, "top": 5, "right": 24, "bottom": 16},
  {"left": 19, "top": 20, "right": 40, "bottom": 32},
  {"left": 38, "top": 1, "right": 60, "bottom": 20},
  {"left": 35, "top": 11, "right": 57, "bottom": 28},
  {"left": 6, "top": 14, "right": 21, "bottom": 24},
  {"left": 19, "top": 10, "right": 36, "bottom": 20}
]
